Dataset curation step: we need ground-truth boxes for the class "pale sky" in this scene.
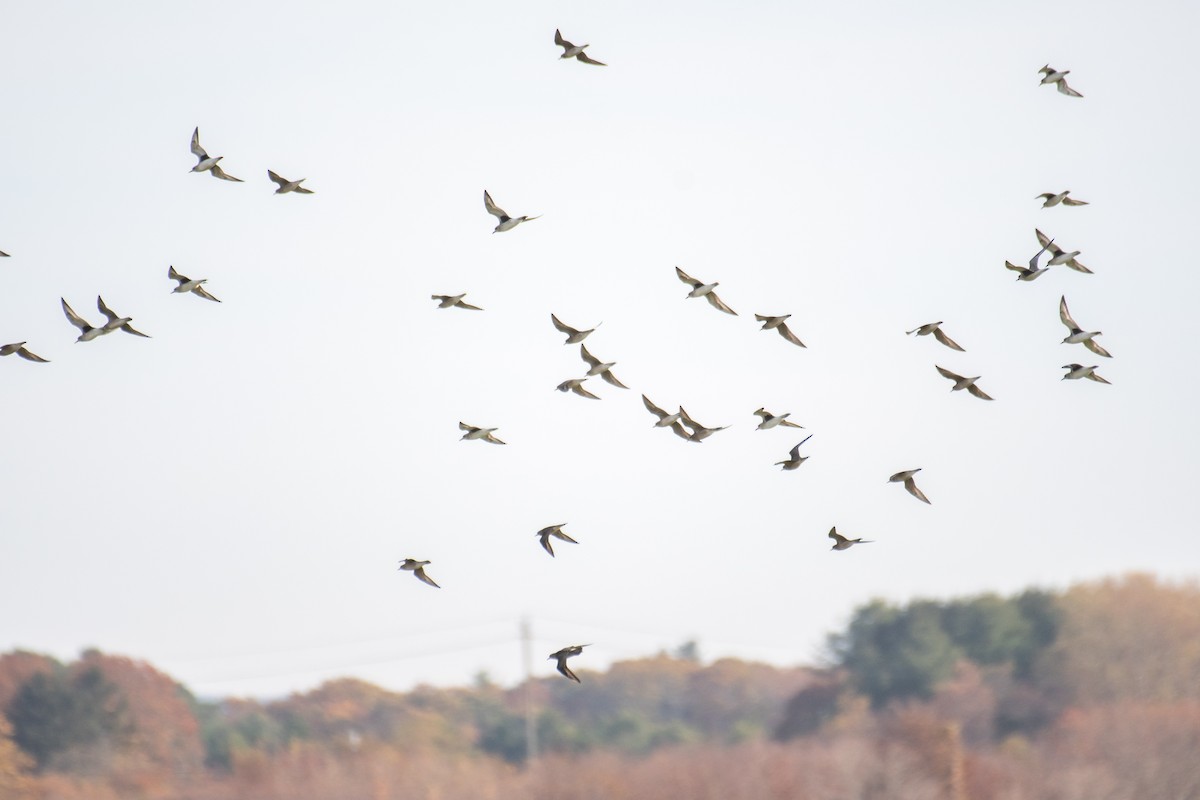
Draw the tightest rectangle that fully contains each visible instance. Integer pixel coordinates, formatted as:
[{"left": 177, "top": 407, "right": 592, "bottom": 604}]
[{"left": 2, "top": 0, "right": 1198, "bottom": 698}]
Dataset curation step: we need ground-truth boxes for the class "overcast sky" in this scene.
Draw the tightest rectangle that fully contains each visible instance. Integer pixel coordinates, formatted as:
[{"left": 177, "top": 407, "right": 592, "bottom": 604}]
[{"left": 2, "top": 0, "right": 1198, "bottom": 699}]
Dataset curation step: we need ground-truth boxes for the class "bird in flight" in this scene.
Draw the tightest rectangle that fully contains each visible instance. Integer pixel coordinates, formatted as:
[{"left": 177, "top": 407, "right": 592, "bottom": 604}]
[
  {"left": 755, "top": 314, "right": 806, "bottom": 347},
  {"left": 1006, "top": 238, "right": 1054, "bottom": 281},
  {"left": 0, "top": 342, "right": 49, "bottom": 363},
  {"left": 551, "top": 314, "right": 601, "bottom": 344},
  {"left": 829, "top": 527, "right": 873, "bottom": 551},
  {"left": 459, "top": 422, "right": 506, "bottom": 444},
  {"left": 484, "top": 190, "right": 540, "bottom": 233},
  {"left": 556, "top": 377, "right": 601, "bottom": 399},
  {"left": 775, "top": 435, "right": 813, "bottom": 470},
  {"left": 1062, "top": 364, "right": 1112, "bottom": 384},
  {"left": 753, "top": 408, "right": 804, "bottom": 430},
  {"left": 1038, "top": 65, "right": 1083, "bottom": 97},
  {"left": 432, "top": 294, "right": 483, "bottom": 310},
  {"left": 906, "top": 321, "right": 965, "bottom": 352},
  {"left": 580, "top": 344, "right": 628, "bottom": 388},
  {"left": 888, "top": 469, "right": 931, "bottom": 504},
  {"left": 61, "top": 298, "right": 107, "bottom": 342},
  {"left": 642, "top": 395, "right": 682, "bottom": 428},
  {"left": 679, "top": 407, "right": 729, "bottom": 442},
  {"left": 1036, "top": 229, "right": 1092, "bottom": 274},
  {"left": 548, "top": 644, "right": 590, "bottom": 682},
  {"left": 268, "top": 170, "right": 314, "bottom": 195},
  {"left": 935, "top": 366, "right": 994, "bottom": 400},
  {"left": 554, "top": 29, "right": 607, "bottom": 66},
  {"left": 169, "top": 266, "right": 221, "bottom": 302},
  {"left": 536, "top": 524, "right": 579, "bottom": 557},
  {"left": 98, "top": 296, "right": 150, "bottom": 338},
  {"left": 1059, "top": 296, "right": 1111, "bottom": 357},
  {"left": 1036, "top": 190, "right": 1088, "bottom": 208},
  {"left": 675, "top": 267, "right": 737, "bottom": 315},
  {"left": 189, "top": 127, "right": 243, "bottom": 181},
  {"left": 398, "top": 559, "right": 440, "bottom": 588}
]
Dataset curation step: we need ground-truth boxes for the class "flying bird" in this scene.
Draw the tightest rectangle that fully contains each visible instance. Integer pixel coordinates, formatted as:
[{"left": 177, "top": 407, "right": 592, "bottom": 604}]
[
  {"left": 61, "top": 298, "right": 107, "bottom": 342},
  {"left": 1006, "top": 237, "right": 1055, "bottom": 281},
  {"left": 169, "top": 266, "right": 220, "bottom": 302},
  {"left": 935, "top": 366, "right": 994, "bottom": 400},
  {"left": 484, "top": 190, "right": 540, "bottom": 233},
  {"left": 536, "top": 524, "right": 579, "bottom": 557},
  {"left": 675, "top": 267, "right": 737, "bottom": 315},
  {"left": 580, "top": 344, "right": 628, "bottom": 388},
  {"left": 643, "top": 393, "right": 681, "bottom": 424},
  {"left": 678, "top": 407, "right": 729, "bottom": 442},
  {"left": 97, "top": 296, "right": 150, "bottom": 338},
  {"left": 753, "top": 408, "right": 804, "bottom": 430},
  {"left": 0, "top": 250, "right": 9, "bottom": 257},
  {"left": 1038, "top": 65, "right": 1083, "bottom": 97},
  {"left": 906, "top": 322, "right": 965, "bottom": 352},
  {"left": 0, "top": 342, "right": 49, "bottom": 363},
  {"left": 551, "top": 314, "right": 600, "bottom": 344},
  {"left": 1036, "top": 191, "right": 1088, "bottom": 208},
  {"left": 829, "top": 527, "right": 873, "bottom": 551},
  {"left": 1059, "top": 296, "right": 1111, "bottom": 357},
  {"left": 398, "top": 559, "right": 441, "bottom": 588},
  {"left": 189, "top": 127, "right": 243, "bottom": 181},
  {"left": 1062, "top": 364, "right": 1112, "bottom": 384},
  {"left": 554, "top": 29, "right": 607, "bottom": 66},
  {"left": 775, "top": 435, "right": 813, "bottom": 470},
  {"left": 459, "top": 422, "right": 506, "bottom": 444},
  {"left": 432, "top": 294, "right": 483, "bottom": 310},
  {"left": 548, "top": 644, "right": 589, "bottom": 683},
  {"left": 755, "top": 314, "right": 806, "bottom": 347},
  {"left": 267, "top": 170, "right": 314, "bottom": 195},
  {"left": 888, "top": 469, "right": 931, "bottom": 504},
  {"left": 1036, "top": 229, "right": 1092, "bottom": 273},
  {"left": 556, "top": 377, "right": 601, "bottom": 399}
]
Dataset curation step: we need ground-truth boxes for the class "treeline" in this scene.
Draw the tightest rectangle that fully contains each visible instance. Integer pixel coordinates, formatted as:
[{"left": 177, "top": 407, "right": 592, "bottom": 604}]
[{"left": 2, "top": 572, "right": 1199, "bottom": 800}]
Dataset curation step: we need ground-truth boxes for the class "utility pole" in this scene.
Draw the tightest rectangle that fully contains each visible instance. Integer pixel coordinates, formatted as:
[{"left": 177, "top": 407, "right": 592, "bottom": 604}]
[{"left": 521, "top": 616, "right": 538, "bottom": 764}]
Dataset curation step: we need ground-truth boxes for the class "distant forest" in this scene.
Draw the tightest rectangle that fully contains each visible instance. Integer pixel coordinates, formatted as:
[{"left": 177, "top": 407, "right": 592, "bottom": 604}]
[{"left": 3, "top": 573, "right": 1199, "bottom": 800}]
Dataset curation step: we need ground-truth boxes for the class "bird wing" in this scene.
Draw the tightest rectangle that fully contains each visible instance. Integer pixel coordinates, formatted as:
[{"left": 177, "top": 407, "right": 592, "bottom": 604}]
[
  {"left": 828, "top": 528, "right": 847, "bottom": 545},
  {"left": 1059, "top": 296, "right": 1079, "bottom": 330},
  {"left": 456, "top": 300, "right": 482, "bottom": 310},
  {"left": 904, "top": 477, "right": 931, "bottom": 504},
  {"left": 599, "top": 370, "right": 628, "bottom": 389},
  {"left": 539, "top": 535, "right": 555, "bottom": 557},
  {"left": 458, "top": 422, "right": 476, "bottom": 432},
  {"left": 96, "top": 296, "right": 120, "bottom": 323},
  {"left": 1085, "top": 372, "right": 1111, "bottom": 385},
  {"left": 704, "top": 291, "right": 737, "bottom": 315},
  {"left": 17, "top": 346, "right": 49, "bottom": 363},
  {"left": 572, "top": 381, "right": 601, "bottom": 399},
  {"left": 936, "top": 365, "right": 964, "bottom": 382},
  {"left": 551, "top": 314, "right": 577, "bottom": 335},
  {"left": 120, "top": 323, "right": 151, "bottom": 338},
  {"left": 554, "top": 29, "right": 569, "bottom": 48},
  {"left": 1005, "top": 261, "right": 1027, "bottom": 274},
  {"left": 1035, "top": 228, "right": 1052, "bottom": 248},
  {"left": 674, "top": 266, "right": 701, "bottom": 288},
  {"left": 642, "top": 395, "right": 668, "bottom": 420},
  {"left": 293, "top": 186, "right": 315, "bottom": 194},
  {"left": 1057, "top": 79, "right": 1083, "bottom": 97},
  {"left": 414, "top": 566, "right": 441, "bottom": 588},
  {"left": 932, "top": 328, "right": 965, "bottom": 352},
  {"left": 779, "top": 419, "right": 805, "bottom": 429},
  {"left": 669, "top": 421, "right": 693, "bottom": 441},
  {"left": 190, "top": 127, "right": 207, "bottom": 159},
  {"left": 210, "top": 164, "right": 243, "bottom": 182},
  {"left": 61, "top": 298, "right": 90, "bottom": 331},
  {"left": 1062, "top": 197, "right": 1089, "bottom": 206},
  {"left": 576, "top": 52, "right": 607, "bottom": 66},
  {"left": 193, "top": 285, "right": 222, "bottom": 303},
  {"left": 579, "top": 344, "right": 601, "bottom": 369},
  {"left": 483, "top": 190, "right": 508, "bottom": 220},
  {"left": 555, "top": 658, "right": 581, "bottom": 683},
  {"left": 552, "top": 530, "right": 579, "bottom": 544},
  {"left": 1064, "top": 258, "right": 1092, "bottom": 274},
  {"left": 777, "top": 323, "right": 806, "bottom": 348},
  {"left": 678, "top": 406, "right": 700, "bottom": 429},
  {"left": 484, "top": 433, "right": 507, "bottom": 445},
  {"left": 967, "top": 384, "right": 994, "bottom": 401},
  {"left": 267, "top": 170, "right": 288, "bottom": 187},
  {"left": 1083, "top": 339, "right": 1112, "bottom": 358},
  {"left": 168, "top": 265, "right": 186, "bottom": 284}
]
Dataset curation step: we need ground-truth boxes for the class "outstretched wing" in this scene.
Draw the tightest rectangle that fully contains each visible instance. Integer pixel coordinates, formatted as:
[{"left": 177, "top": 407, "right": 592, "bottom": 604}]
[
  {"left": 932, "top": 328, "right": 965, "bottom": 352},
  {"left": 1059, "top": 296, "right": 1078, "bottom": 331},
  {"left": 599, "top": 370, "right": 628, "bottom": 389},
  {"left": 483, "top": 190, "right": 508, "bottom": 220},
  {"left": 97, "top": 295, "right": 120, "bottom": 323},
  {"left": 190, "top": 127, "right": 207, "bottom": 159},
  {"left": 571, "top": 381, "right": 601, "bottom": 399},
  {"left": 414, "top": 566, "right": 441, "bottom": 588},
  {"left": 674, "top": 266, "right": 701, "bottom": 288},
  {"left": 210, "top": 163, "right": 243, "bottom": 182},
  {"left": 967, "top": 384, "right": 994, "bottom": 401},
  {"left": 61, "top": 298, "right": 90, "bottom": 331},
  {"left": 936, "top": 365, "right": 963, "bottom": 382},
  {"left": 705, "top": 291, "right": 737, "bottom": 315},
  {"left": 577, "top": 52, "right": 607, "bottom": 66},
  {"left": 828, "top": 528, "right": 848, "bottom": 545},
  {"left": 194, "top": 286, "right": 222, "bottom": 303},
  {"left": 267, "top": 170, "right": 288, "bottom": 188},
  {"left": 579, "top": 344, "right": 601, "bottom": 369},
  {"left": 904, "top": 477, "right": 932, "bottom": 504},
  {"left": 777, "top": 323, "right": 806, "bottom": 348},
  {"left": 1084, "top": 339, "right": 1112, "bottom": 358},
  {"left": 1061, "top": 197, "right": 1089, "bottom": 206}
]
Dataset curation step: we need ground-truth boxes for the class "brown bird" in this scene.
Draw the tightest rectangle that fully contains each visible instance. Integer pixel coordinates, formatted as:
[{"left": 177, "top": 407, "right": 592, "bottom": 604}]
[
  {"left": 906, "top": 321, "right": 965, "bottom": 352},
  {"left": 398, "top": 559, "right": 440, "bottom": 588},
  {"left": 580, "top": 344, "right": 629, "bottom": 389},
  {"left": 935, "top": 366, "right": 994, "bottom": 401},
  {"left": 829, "top": 527, "right": 873, "bottom": 551},
  {"left": 551, "top": 314, "right": 600, "bottom": 344},
  {"left": 536, "top": 524, "right": 579, "bottom": 557},
  {"left": 888, "top": 469, "right": 931, "bottom": 504},
  {"left": 755, "top": 314, "right": 805, "bottom": 347},
  {"left": 0, "top": 342, "right": 49, "bottom": 363},
  {"left": 548, "top": 644, "right": 590, "bottom": 682},
  {"left": 556, "top": 377, "right": 600, "bottom": 400}
]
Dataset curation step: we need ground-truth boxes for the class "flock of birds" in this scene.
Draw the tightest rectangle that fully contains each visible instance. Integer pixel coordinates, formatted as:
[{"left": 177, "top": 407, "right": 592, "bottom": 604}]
[{"left": 1, "top": 38, "right": 1110, "bottom": 685}]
